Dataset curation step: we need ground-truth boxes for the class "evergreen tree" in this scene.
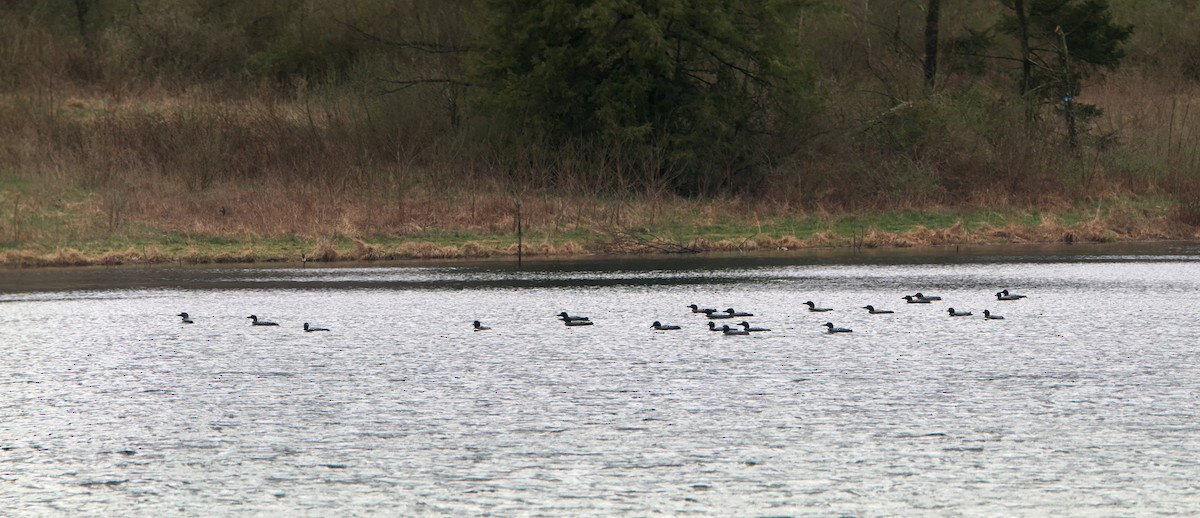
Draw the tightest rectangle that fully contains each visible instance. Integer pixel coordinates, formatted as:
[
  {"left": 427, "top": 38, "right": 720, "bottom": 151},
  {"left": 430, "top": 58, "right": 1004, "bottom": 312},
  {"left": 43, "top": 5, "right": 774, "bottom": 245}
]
[
  {"left": 469, "top": 0, "right": 816, "bottom": 193},
  {"left": 950, "top": 0, "right": 1132, "bottom": 147},
  {"left": 1000, "top": 0, "right": 1132, "bottom": 147}
]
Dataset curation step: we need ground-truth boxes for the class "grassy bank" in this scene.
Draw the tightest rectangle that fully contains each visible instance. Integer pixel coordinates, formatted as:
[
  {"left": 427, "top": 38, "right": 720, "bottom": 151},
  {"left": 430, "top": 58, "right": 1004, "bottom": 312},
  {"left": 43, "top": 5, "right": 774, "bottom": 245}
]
[
  {"left": 1, "top": 176, "right": 1191, "bottom": 267},
  {"left": 2, "top": 81, "right": 1198, "bottom": 268}
]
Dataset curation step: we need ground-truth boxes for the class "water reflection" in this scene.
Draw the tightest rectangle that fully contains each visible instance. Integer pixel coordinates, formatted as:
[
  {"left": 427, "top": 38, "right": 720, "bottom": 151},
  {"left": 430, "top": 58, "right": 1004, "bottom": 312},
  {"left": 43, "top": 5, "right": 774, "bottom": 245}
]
[{"left": 3, "top": 241, "right": 1200, "bottom": 296}]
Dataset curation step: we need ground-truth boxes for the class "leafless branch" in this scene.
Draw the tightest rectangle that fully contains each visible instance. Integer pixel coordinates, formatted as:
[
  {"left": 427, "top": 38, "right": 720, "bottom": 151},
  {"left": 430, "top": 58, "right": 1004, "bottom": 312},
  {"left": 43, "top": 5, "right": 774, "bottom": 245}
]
[
  {"left": 335, "top": 17, "right": 468, "bottom": 54},
  {"left": 598, "top": 226, "right": 702, "bottom": 254},
  {"left": 378, "top": 77, "right": 473, "bottom": 93}
]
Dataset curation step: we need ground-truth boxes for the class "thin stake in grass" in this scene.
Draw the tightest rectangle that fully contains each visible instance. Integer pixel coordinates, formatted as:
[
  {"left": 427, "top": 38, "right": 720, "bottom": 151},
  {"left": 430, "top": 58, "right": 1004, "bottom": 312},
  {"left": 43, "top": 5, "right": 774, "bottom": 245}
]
[{"left": 516, "top": 199, "right": 523, "bottom": 268}]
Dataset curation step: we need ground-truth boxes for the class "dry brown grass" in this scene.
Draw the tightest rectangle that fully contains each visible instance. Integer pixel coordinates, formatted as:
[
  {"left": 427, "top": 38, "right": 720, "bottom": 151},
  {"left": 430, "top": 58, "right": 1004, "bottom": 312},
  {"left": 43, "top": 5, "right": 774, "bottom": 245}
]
[
  {"left": 47, "top": 248, "right": 89, "bottom": 266},
  {"left": 460, "top": 241, "right": 490, "bottom": 257},
  {"left": 756, "top": 235, "right": 804, "bottom": 251},
  {"left": 351, "top": 238, "right": 385, "bottom": 261},
  {"left": 96, "top": 248, "right": 135, "bottom": 266},
  {"left": 3, "top": 61, "right": 1200, "bottom": 270},
  {"left": 311, "top": 242, "right": 339, "bottom": 262},
  {"left": 1, "top": 250, "right": 44, "bottom": 267},
  {"left": 181, "top": 246, "right": 207, "bottom": 264},
  {"left": 1, "top": 212, "right": 1193, "bottom": 268},
  {"left": 395, "top": 242, "right": 463, "bottom": 259},
  {"left": 2, "top": 75, "right": 1196, "bottom": 248}
]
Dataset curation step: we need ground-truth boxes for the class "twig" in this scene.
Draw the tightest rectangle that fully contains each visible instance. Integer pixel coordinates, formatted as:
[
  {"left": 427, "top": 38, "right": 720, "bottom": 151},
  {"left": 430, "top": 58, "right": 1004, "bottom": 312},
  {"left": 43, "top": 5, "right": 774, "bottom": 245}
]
[{"left": 598, "top": 226, "right": 701, "bottom": 254}]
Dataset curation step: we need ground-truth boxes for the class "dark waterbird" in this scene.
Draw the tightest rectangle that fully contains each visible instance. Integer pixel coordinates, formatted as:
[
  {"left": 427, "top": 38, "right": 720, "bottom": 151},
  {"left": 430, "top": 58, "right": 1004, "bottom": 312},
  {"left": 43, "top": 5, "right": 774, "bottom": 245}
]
[
  {"left": 738, "top": 321, "right": 771, "bottom": 332},
  {"left": 688, "top": 304, "right": 716, "bottom": 314},
  {"left": 564, "top": 319, "right": 594, "bottom": 327},
  {"left": 247, "top": 315, "right": 279, "bottom": 326},
  {"left": 177, "top": 312, "right": 193, "bottom": 324},
  {"left": 996, "top": 289, "right": 1027, "bottom": 300},
  {"left": 304, "top": 323, "right": 330, "bottom": 332},
  {"left": 914, "top": 292, "right": 942, "bottom": 301},
  {"left": 721, "top": 324, "right": 750, "bottom": 336},
  {"left": 707, "top": 322, "right": 725, "bottom": 331},
  {"left": 651, "top": 321, "right": 681, "bottom": 330},
  {"left": 803, "top": 301, "right": 833, "bottom": 312},
  {"left": 823, "top": 322, "right": 852, "bottom": 333},
  {"left": 473, "top": 320, "right": 491, "bottom": 331},
  {"left": 983, "top": 310, "right": 1005, "bottom": 320},
  {"left": 948, "top": 308, "right": 973, "bottom": 317},
  {"left": 557, "top": 312, "right": 590, "bottom": 322},
  {"left": 862, "top": 305, "right": 894, "bottom": 314},
  {"left": 724, "top": 308, "right": 754, "bottom": 317},
  {"left": 703, "top": 309, "right": 733, "bottom": 319},
  {"left": 903, "top": 295, "right": 931, "bottom": 304}
]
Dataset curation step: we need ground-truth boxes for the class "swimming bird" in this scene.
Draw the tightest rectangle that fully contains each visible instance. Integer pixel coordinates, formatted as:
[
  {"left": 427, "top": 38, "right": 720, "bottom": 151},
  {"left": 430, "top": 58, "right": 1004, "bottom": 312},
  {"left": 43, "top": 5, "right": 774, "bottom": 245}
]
[
  {"left": 947, "top": 308, "right": 973, "bottom": 317},
  {"left": 903, "top": 295, "right": 932, "bottom": 304},
  {"left": 862, "top": 305, "right": 894, "bottom": 314},
  {"left": 996, "top": 289, "right": 1027, "bottom": 301},
  {"left": 651, "top": 321, "right": 681, "bottom": 330},
  {"left": 472, "top": 320, "right": 491, "bottom": 331},
  {"left": 557, "top": 312, "right": 590, "bottom": 322},
  {"left": 724, "top": 308, "right": 754, "bottom": 317},
  {"left": 247, "top": 315, "right": 279, "bottom": 326},
  {"left": 982, "top": 310, "right": 1005, "bottom": 320},
  {"left": 738, "top": 321, "right": 771, "bottom": 332},
  {"left": 823, "top": 322, "right": 852, "bottom": 333},
  {"left": 304, "top": 323, "right": 330, "bottom": 332},
  {"left": 804, "top": 301, "right": 833, "bottom": 312},
  {"left": 564, "top": 319, "right": 594, "bottom": 327},
  {"left": 707, "top": 322, "right": 726, "bottom": 332},
  {"left": 914, "top": 292, "right": 942, "bottom": 301},
  {"left": 177, "top": 312, "right": 193, "bottom": 324},
  {"left": 688, "top": 304, "right": 716, "bottom": 314},
  {"left": 721, "top": 324, "right": 750, "bottom": 335},
  {"left": 703, "top": 309, "right": 733, "bottom": 319}
]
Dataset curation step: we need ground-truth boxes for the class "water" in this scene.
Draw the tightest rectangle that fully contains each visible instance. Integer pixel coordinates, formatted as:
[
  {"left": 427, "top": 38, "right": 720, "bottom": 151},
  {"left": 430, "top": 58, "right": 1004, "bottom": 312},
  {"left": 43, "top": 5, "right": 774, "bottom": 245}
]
[{"left": 3, "top": 244, "right": 1200, "bottom": 515}]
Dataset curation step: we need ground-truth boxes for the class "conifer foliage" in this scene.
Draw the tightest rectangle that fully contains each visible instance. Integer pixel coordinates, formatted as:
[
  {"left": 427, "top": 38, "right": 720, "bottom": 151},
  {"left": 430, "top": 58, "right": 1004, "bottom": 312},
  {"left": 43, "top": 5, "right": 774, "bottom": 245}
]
[{"left": 468, "top": 0, "right": 816, "bottom": 193}]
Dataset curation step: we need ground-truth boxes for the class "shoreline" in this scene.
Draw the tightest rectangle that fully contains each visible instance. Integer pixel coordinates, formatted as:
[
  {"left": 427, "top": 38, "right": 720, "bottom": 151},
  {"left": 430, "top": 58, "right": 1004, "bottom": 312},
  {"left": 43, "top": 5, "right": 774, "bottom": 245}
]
[
  {"left": 3, "top": 218, "right": 1196, "bottom": 269},
  {"left": 4, "top": 190, "right": 1196, "bottom": 269}
]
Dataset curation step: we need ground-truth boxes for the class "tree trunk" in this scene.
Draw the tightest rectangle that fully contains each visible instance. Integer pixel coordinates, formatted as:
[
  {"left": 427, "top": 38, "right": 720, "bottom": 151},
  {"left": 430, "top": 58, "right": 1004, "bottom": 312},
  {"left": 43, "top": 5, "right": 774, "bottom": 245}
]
[
  {"left": 1013, "top": 0, "right": 1035, "bottom": 125},
  {"left": 922, "top": 0, "right": 940, "bottom": 91},
  {"left": 1013, "top": 0, "right": 1030, "bottom": 95},
  {"left": 1057, "top": 27, "right": 1078, "bottom": 149},
  {"left": 73, "top": 0, "right": 90, "bottom": 47}
]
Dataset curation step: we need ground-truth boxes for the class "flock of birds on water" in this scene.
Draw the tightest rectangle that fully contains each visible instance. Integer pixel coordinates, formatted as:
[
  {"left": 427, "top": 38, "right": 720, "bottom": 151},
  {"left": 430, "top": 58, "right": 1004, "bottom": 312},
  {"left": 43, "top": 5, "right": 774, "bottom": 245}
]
[{"left": 174, "top": 290, "right": 1027, "bottom": 336}]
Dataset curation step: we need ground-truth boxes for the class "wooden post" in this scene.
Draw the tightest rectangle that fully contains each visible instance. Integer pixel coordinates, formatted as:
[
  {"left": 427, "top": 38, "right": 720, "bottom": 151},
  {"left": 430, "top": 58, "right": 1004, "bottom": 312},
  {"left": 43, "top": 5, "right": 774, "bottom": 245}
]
[{"left": 516, "top": 200, "right": 523, "bottom": 268}]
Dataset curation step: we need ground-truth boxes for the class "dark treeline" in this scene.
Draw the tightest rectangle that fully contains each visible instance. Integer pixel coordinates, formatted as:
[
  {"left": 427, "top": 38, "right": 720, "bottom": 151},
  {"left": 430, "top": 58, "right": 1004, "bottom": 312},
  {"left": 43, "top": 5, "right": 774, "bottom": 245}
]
[{"left": 2, "top": 0, "right": 1199, "bottom": 213}]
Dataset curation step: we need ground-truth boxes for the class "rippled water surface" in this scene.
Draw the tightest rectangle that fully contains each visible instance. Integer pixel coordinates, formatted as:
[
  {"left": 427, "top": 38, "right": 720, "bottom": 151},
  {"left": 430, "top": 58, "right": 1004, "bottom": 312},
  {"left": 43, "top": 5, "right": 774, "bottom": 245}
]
[{"left": 3, "top": 244, "right": 1200, "bottom": 515}]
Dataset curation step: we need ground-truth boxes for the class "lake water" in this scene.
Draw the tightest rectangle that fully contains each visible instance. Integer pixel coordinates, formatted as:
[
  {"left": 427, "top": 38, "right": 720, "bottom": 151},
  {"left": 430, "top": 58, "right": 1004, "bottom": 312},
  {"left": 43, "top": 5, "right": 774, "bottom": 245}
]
[{"left": 2, "top": 244, "right": 1200, "bottom": 515}]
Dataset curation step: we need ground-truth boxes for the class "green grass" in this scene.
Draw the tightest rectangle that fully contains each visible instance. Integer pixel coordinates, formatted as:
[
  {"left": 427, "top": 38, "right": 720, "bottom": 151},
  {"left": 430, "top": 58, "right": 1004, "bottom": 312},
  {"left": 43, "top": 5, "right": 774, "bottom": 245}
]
[
  {"left": 668, "top": 210, "right": 995, "bottom": 242},
  {"left": 0, "top": 180, "right": 1187, "bottom": 266}
]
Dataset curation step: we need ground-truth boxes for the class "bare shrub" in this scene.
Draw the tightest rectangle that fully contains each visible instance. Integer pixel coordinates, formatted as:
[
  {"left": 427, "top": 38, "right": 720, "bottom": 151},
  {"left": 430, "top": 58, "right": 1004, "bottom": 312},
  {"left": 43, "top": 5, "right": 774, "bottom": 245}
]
[
  {"left": 352, "top": 238, "right": 383, "bottom": 261},
  {"left": 48, "top": 248, "right": 89, "bottom": 266},
  {"left": 459, "top": 241, "right": 489, "bottom": 257},
  {"left": 311, "top": 242, "right": 339, "bottom": 262},
  {"left": 1169, "top": 173, "right": 1200, "bottom": 226}
]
